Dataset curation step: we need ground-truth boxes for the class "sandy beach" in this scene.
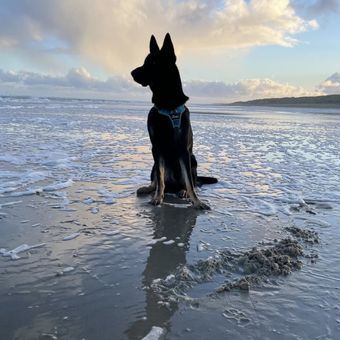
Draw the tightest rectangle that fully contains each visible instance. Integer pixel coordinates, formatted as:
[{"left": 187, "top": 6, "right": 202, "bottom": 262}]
[{"left": 1, "top": 97, "right": 340, "bottom": 339}]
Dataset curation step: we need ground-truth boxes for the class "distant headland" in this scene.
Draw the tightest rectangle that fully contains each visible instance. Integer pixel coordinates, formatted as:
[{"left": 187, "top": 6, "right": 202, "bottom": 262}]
[{"left": 228, "top": 94, "right": 340, "bottom": 108}]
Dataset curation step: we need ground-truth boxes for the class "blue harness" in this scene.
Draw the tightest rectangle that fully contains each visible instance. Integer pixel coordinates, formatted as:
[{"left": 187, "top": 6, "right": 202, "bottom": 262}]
[{"left": 155, "top": 105, "right": 186, "bottom": 129}]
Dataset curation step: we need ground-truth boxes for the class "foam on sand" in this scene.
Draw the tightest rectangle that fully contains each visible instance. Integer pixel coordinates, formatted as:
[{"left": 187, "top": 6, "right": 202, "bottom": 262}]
[
  {"left": 141, "top": 326, "right": 165, "bottom": 340},
  {"left": 0, "top": 243, "right": 46, "bottom": 260},
  {"left": 63, "top": 233, "right": 80, "bottom": 241}
]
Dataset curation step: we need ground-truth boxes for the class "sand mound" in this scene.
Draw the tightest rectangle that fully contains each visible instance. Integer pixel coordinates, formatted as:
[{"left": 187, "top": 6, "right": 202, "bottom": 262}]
[
  {"left": 285, "top": 226, "right": 319, "bottom": 244},
  {"left": 150, "top": 226, "right": 319, "bottom": 305},
  {"left": 216, "top": 238, "right": 304, "bottom": 292}
]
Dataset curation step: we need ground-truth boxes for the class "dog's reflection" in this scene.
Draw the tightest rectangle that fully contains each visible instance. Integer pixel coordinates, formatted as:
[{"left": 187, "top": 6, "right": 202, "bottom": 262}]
[{"left": 126, "top": 204, "right": 198, "bottom": 339}]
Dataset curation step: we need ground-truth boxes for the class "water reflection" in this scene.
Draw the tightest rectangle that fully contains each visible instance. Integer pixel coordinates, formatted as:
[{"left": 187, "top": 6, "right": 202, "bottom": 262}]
[{"left": 126, "top": 204, "right": 199, "bottom": 339}]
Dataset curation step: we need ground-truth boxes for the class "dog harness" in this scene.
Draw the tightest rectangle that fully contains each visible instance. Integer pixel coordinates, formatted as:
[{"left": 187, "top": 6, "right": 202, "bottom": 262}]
[{"left": 155, "top": 105, "right": 186, "bottom": 129}]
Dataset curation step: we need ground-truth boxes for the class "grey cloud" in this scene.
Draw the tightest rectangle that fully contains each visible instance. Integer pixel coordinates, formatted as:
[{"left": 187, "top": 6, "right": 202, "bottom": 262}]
[
  {"left": 318, "top": 72, "right": 340, "bottom": 94},
  {"left": 0, "top": 67, "right": 137, "bottom": 93},
  {"left": 293, "top": 0, "right": 340, "bottom": 17},
  {"left": 326, "top": 72, "right": 340, "bottom": 82},
  {"left": 0, "top": 69, "right": 21, "bottom": 82},
  {"left": 311, "top": 0, "right": 340, "bottom": 14}
]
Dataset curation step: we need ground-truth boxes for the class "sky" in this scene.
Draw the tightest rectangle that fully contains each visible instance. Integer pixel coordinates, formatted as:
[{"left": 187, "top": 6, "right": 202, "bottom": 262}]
[{"left": 0, "top": 0, "right": 339, "bottom": 103}]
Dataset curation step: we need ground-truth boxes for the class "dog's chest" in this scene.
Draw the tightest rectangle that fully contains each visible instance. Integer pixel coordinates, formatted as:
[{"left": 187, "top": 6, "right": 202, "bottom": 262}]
[
  {"left": 148, "top": 107, "right": 188, "bottom": 145},
  {"left": 157, "top": 105, "right": 185, "bottom": 128}
]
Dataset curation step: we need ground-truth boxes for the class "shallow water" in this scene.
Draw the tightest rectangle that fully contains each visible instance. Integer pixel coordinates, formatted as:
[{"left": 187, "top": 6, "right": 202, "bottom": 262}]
[{"left": 0, "top": 97, "right": 340, "bottom": 339}]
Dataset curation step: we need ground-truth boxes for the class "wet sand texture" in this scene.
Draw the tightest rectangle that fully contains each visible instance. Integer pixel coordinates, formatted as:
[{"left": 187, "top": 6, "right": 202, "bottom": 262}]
[{"left": 1, "top": 98, "right": 339, "bottom": 339}]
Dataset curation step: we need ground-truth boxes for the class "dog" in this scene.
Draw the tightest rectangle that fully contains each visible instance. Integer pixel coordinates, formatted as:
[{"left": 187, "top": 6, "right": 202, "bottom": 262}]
[{"left": 131, "top": 33, "right": 217, "bottom": 210}]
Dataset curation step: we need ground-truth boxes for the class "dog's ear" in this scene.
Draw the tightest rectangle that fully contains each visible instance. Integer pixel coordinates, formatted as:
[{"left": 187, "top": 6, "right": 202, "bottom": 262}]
[
  {"left": 150, "top": 35, "right": 160, "bottom": 54},
  {"left": 161, "top": 33, "right": 176, "bottom": 62}
]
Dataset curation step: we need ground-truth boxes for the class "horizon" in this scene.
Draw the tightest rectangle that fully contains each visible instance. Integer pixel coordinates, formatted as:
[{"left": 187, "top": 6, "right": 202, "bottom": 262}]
[
  {"left": 1, "top": 91, "right": 339, "bottom": 104},
  {"left": 0, "top": 0, "right": 339, "bottom": 102}
]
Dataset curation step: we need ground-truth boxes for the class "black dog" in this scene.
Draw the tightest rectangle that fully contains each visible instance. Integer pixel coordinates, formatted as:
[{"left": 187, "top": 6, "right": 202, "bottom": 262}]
[{"left": 131, "top": 33, "right": 217, "bottom": 210}]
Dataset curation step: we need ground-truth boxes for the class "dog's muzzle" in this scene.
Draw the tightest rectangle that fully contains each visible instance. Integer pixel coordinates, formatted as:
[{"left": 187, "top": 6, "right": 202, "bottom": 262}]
[{"left": 131, "top": 68, "right": 149, "bottom": 87}]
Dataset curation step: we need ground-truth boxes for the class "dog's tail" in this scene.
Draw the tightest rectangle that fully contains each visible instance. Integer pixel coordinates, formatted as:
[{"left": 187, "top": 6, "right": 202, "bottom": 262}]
[{"left": 197, "top": 176, "right": 218, "bottom": 186}]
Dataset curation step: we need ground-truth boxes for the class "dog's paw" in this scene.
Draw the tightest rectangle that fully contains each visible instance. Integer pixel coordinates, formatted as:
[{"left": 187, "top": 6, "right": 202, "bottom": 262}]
[
  {"left": 178, "top": 189, "right": 188, "bottom": 199},
  {"left": 150, "top": 196, "right": 163, "bottom": 206},
  {"left": 137, "top": 185, "right": 155, "bottom": 196},
  {"left": 193, "top": 200, "right": 211, "bottom": 210}
]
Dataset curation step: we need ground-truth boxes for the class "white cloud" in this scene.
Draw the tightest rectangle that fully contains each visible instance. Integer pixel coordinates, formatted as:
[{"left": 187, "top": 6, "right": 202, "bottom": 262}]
[
  {"left": 184, "top": 78, "right": 323, "bottom": 101},
  {"left": 318, "top": 72, "right": 340, "bottom": 94},
  {"left": 2, "top": 67, "right": 330, "bottom": 102},
  {"left": 0, "top": 0, "right": 318, "bottom": 74}
]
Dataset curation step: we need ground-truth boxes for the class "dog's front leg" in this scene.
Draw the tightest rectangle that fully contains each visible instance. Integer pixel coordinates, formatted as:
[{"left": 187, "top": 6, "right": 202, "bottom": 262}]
[
  {"left": 150, "top": 156, "right": 165, "bottom": 206},
  {"left": 179, "top": 153, "right": 210, "bottom": 210}
]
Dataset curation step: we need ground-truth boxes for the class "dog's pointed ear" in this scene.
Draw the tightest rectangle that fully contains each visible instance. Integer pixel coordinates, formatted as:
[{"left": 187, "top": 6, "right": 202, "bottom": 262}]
[
  {"left": 161, "top": 33, "right": 176, "bottom": 62},
  {"left": 150, "top": 35, "right": 160, "bottom": 54}
]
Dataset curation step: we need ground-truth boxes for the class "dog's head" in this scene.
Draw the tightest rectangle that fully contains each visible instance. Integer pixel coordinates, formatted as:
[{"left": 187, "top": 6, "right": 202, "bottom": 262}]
[
  {"left": 131, "top": 33, "right": 177, "bottom": 88},
  {"left": 131, "top": 33, "right": 188, "bottom": 109}
]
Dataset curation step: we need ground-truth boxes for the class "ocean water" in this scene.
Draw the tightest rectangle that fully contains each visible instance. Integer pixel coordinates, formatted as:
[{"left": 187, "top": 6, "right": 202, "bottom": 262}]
[{"left": 0, "top": 96, "right": 340, "bottom": 339}]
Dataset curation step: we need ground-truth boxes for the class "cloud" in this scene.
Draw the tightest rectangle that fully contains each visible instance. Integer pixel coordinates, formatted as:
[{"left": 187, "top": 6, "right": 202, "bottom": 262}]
[
  {"left": 2, "top": 67, "right": 329, "bottom": 102},
  {"left": 293, "top": 0, "right": 340, "bottom": 17},
  {"left": 0, "top": 67, "right": 132, "bottom": 90},
  {"left": 318, "top": 72, "right": 340, "bottom": 94},
  {"left": 0, "top": 67, "right": 144, "bottom": 99},
  {"left": 0, "top": 0, "right": 318, "bottom": 74},
  {"left": 184, "top": 78, "right": 323, "bottom": 101}
]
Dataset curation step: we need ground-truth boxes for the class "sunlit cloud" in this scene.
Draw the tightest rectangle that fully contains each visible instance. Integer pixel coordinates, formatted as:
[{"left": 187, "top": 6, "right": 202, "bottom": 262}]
[
  {"left": 1, "top": 67, "right": 332, "bottom": 102},
  {"left": 184, "top": 78, "right": 323, "bottom": 101},
  {"left": 0, "top": 0, "right": 318, "bottom": 74}
]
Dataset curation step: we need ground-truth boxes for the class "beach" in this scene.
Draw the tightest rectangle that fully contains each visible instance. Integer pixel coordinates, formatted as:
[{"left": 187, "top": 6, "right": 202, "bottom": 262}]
[{"left": 1, "top": 97, "right": 340, "bottom": 339}]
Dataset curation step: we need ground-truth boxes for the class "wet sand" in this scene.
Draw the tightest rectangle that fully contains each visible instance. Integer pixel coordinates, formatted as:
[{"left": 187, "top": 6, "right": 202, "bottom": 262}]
[
  {"left": 0, "top": 192, "right": 338, "bottom": 340},
  {"left": 1, "top": 98, "right": 340, "bottom": 339}
]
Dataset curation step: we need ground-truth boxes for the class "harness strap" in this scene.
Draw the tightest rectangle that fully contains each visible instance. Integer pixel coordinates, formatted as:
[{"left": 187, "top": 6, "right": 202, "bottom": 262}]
[{"left": 155, "top": 105, "right": 186, "bottom": 129}]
